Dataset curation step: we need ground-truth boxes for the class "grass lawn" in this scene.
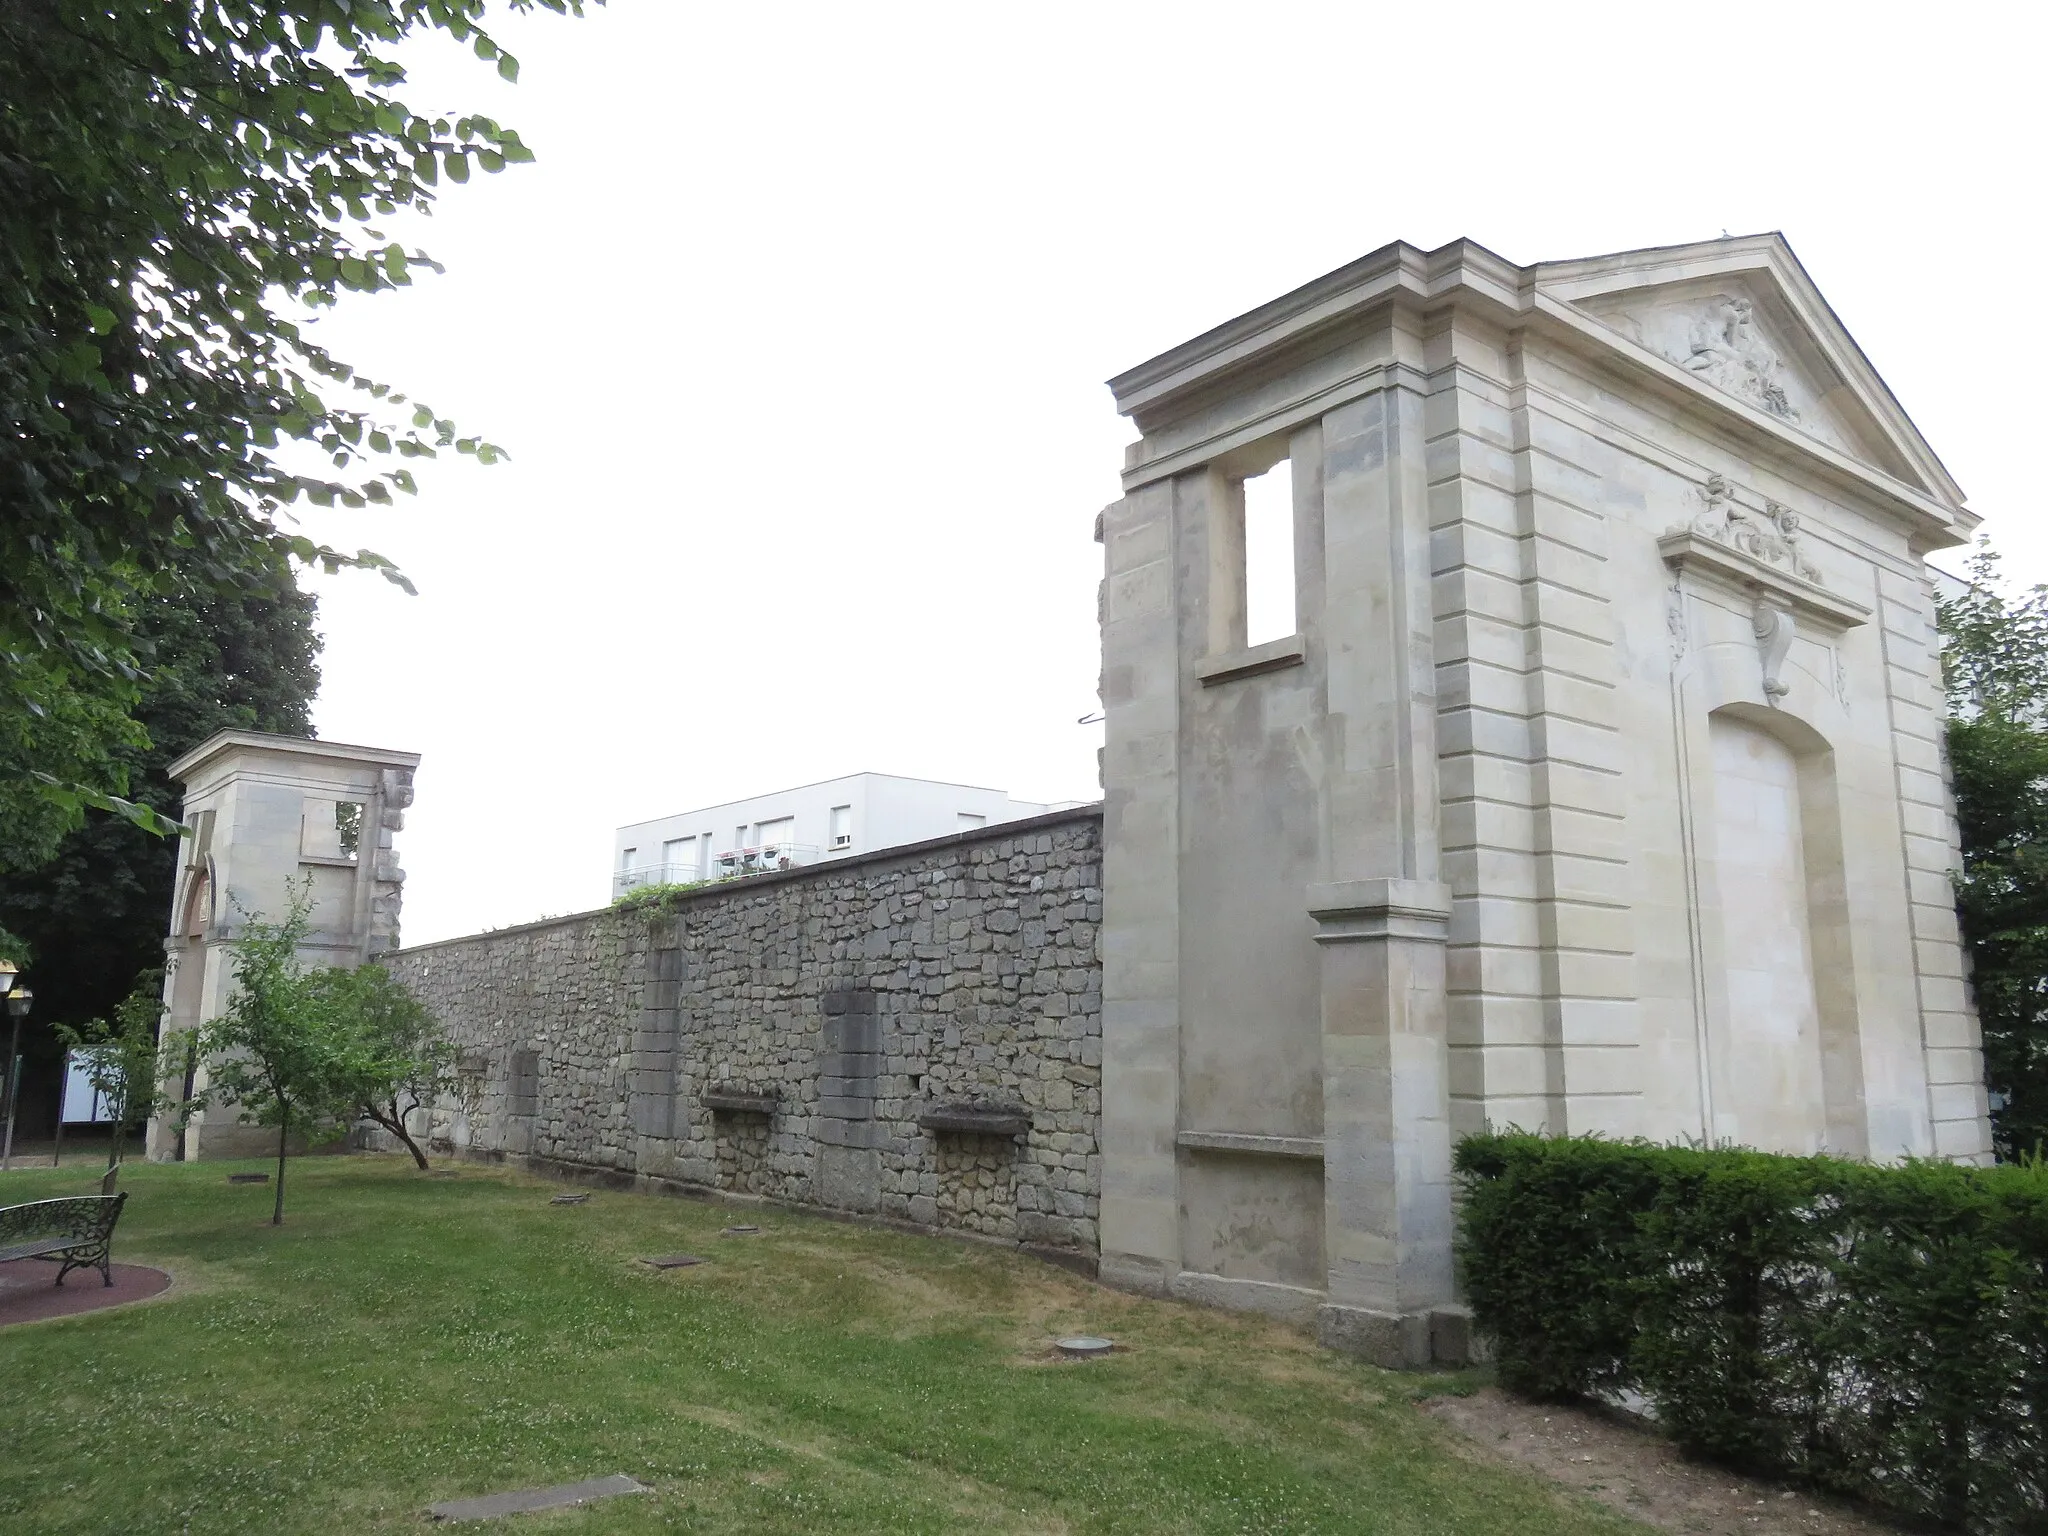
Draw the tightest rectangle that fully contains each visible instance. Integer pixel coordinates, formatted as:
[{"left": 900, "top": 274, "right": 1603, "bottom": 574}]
[{"left": 0, "top": 1156, "right": 1646, "bottom": 1534}]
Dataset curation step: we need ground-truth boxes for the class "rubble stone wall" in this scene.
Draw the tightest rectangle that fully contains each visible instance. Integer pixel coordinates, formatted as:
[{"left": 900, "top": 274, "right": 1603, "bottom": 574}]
[{"left": 382, "top": 809, "right": 1104, "bottom": 1258}]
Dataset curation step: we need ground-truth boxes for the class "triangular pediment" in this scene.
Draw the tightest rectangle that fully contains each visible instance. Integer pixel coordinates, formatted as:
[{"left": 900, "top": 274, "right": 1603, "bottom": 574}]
[{"left": 1532, "top": 236, "right": 1965, "bottom": 512}]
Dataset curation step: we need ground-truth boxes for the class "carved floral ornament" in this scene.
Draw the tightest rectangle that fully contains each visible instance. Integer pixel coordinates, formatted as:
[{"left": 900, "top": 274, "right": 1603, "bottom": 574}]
[{"left": 1659, "top": 474, "right": 1869, "bottom": 707}]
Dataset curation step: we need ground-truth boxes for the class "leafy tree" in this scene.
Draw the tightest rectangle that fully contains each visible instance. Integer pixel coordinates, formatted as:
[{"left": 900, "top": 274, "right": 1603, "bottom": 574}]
[
  {"left": 0, "top": 0, "right": 585, "bottom": 848},
  {"left": 312, "top": 963, "right": 453, "bottom": 1170},
  {"left": 53, "top": 971, "right": 177, "bottom": 1175},
  {"left": 0, "top": 546, "right": 321, "bottom": 1031},
  {"left": 189, "top": 881, "right": 346, "bottom": 1223},
  {"left": 1935, "top": 543, "right": 2048, "bottom": 1160}
]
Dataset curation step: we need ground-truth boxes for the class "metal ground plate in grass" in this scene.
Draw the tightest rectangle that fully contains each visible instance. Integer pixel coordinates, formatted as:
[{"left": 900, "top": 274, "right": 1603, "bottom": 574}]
[
  {"left": 428, "top": 1473, "right": 646, "bottom": 1521},
  {"left": 1055, "top": 1336, "right": 1114, "bottom": 1358}
]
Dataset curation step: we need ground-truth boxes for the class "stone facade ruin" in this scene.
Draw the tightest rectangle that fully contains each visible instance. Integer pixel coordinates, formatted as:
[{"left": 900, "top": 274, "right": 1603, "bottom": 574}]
[
  {"left": 1096, "top": 233, "right": 1992, "bottom": 1364},
  {"left": 152, "top": 233, "right": 1996, "bottom": 1367}
]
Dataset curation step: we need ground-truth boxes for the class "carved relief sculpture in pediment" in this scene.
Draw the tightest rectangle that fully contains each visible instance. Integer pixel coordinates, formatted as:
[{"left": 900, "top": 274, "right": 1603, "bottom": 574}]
[
  {"left": 1596, "top": 290, "right": 1837, "bottom": 440},
  {"left": 1678, "top": 294, "right": 1798, "bottom": 421}
]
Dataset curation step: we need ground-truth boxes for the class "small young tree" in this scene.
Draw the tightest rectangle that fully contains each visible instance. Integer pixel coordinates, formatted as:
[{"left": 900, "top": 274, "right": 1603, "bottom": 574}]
[
  {"left": 54, "top": 969, "right": 176, "bottom": 1176},
  {"left": 313, "top": 964, "right": 453, "bottom": 1170},
  {"left": 192, "top": 881, "right": 345, "bottom": 1224}
]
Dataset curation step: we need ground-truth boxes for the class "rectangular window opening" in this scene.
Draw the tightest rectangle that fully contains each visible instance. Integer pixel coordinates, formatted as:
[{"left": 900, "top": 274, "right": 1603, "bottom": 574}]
[
  {"left": 829, "top": 804, "right": 852, "bottom": 850},
  {"left": 300, "top": 796, "right": 364, "bottom": 861},
  {"left": 1242, "top": 457, "right": 1296, "bottom": 646},
  {"left": 957, "top": 812, "right": 986, "bottom": 831},
  {"left": 336, "top": 801, "right": 362, "bottom": 857}
]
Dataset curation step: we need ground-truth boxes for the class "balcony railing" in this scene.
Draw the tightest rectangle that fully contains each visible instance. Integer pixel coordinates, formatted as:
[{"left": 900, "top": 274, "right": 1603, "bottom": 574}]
[
  {"left": 612, "top": 843, "right": 822, "bottom": 896},
  {"left": 612, "top": 861, "right": 707, "bottom": 896},
  {"left": 714, "top": 842, "right": 819, "bottom": 876}
]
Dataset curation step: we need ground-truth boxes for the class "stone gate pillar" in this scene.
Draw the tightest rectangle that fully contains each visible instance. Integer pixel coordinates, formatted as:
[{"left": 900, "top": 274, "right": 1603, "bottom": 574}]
[{"left": 146, "top": 730, "right": 418, "bottom": 1161}]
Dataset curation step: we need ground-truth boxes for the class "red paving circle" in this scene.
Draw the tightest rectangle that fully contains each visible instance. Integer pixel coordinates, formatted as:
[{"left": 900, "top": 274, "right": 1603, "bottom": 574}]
[{"left": 0, "top": 1259, "right": 171, "bottom": 1326}]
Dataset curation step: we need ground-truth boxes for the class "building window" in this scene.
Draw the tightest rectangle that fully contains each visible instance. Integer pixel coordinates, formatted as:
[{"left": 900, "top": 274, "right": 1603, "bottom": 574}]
[
  {"left": 621, "top": 846, "right": 638, "bottom": 870},
  {"left": 957, "top": 812, "right": 986, "bottom": 831},
  {"left": 755, "top": 816, "right": 795, "bottom": 853},
  {"left": 1242, "top": 456, "right": 1296, "bottom": 645},
  {"left": 661, "top": 836, "right": 697, "bottom": 881},
  {"left": 829, "top": 804, "right": 852, "bottom": 849}
]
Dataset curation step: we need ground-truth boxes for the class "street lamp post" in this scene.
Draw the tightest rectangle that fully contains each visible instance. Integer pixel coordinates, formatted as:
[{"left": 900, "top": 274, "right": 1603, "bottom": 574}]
[
  {"left": 1, "top": 986, "right": 31, "bottom": 1172},
  {"left": 0, "top": 967, "right": 26, "bottom": 1173}
]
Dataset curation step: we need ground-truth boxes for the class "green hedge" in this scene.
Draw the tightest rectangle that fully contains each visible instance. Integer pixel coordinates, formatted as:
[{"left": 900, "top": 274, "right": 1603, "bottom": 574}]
[{"left": 1454, "top": 1134, "right": 2048, "bottom": 1533}]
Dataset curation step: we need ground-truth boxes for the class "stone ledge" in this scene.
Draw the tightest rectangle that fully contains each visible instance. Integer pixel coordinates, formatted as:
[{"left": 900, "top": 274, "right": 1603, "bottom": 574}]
[
  {"left": 1196, "top": 633, "right": 1306, "bottom": 686},
  {"left": 1307, "top": 878, "right": 1453, "bottom": 943},
  {"left": 702, "top": 1087, "right": 778, "bottom": 1115},
  {"left": 917, "top": 1102, "right": 1031, "bottom": 1137},
  {"left": 1176, "top": 1130, "right": 1324, "bottom": 1160}
]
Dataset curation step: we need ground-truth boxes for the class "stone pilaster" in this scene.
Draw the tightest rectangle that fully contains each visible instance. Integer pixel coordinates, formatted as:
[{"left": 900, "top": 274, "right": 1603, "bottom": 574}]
[
  {"left": 1310, "top": 879, "right": 1461, "bottom": 1365},
  {"left": 1879, "top": 571, "right": 1992, "bottom": 1162},
  {"left": 1312, "top": 380, "right": 1464, "bottom": 1364},
  {"left": 1098, "top": 479, "right": 1183, "bottom": 1294}
]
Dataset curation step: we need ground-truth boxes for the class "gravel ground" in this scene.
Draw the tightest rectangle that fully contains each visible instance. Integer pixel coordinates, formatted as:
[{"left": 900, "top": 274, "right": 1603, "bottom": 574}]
[{"left": 1422, "top": 1388, "right": 1924, "bottom": 1536}]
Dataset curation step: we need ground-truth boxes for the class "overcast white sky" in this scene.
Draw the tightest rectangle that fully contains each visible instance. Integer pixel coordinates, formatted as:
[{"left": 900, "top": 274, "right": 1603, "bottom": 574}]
[{"left": 294, "top": 0, "right": 2047, "bottom": 945}]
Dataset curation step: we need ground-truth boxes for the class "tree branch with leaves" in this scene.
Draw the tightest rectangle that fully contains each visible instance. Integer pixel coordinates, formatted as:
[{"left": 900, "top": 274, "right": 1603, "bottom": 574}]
[
  {"left": 0, "top": 0, "right": 590, "bottom": 862},
  {"left": 1935, "top": 541, "right": 2048, "bottom": 1160}
]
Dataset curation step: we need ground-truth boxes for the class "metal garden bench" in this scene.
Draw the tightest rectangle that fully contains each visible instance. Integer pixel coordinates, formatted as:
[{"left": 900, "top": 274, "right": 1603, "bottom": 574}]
[{"left": 0, "top": 1194, "right": 128, "bottom": 1287}]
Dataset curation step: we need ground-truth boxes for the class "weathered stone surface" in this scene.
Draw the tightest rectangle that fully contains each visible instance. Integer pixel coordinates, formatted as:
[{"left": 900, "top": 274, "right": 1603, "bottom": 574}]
[{"left": 385, "top": 812, "right": 1103, "bottom": 1254}]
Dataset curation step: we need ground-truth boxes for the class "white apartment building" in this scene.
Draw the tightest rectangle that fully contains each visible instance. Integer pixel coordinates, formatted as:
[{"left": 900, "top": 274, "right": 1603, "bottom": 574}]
[{"left": 612, "top": 773, "right": 1063, "bottom": 897}]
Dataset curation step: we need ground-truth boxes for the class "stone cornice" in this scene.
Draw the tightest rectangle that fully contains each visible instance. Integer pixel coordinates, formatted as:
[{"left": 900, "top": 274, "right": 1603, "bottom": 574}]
[
  {"left": 1658, "top": 531, "right": 1871, "bottom": 632},
  {"left": 1106, "top": 236, "right": 1972, "bottom": 553},
  {"left": 168, "top": 728, "right": 420, "bottom": 786},
  {"left": 1119, "top": 359, "right": 1432, "bottom": 492},
  {"left": 1107, "top": 238, "right": 1520, "bottom": 426}
]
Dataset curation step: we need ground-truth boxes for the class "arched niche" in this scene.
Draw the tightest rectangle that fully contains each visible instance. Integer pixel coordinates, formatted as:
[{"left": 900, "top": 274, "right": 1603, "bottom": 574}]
[
  {"left": 1671, "top": 638, "right": 1867, "bottom": 1157},
  {"left": 167, "top": 862, "right": 214, "bottom": 1034}
]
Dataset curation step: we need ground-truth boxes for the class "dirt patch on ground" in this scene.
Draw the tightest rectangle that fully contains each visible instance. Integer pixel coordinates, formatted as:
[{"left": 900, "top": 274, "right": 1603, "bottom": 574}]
[{"left": 1422, "top": 1389, "right": 1919, "bottom": 1536}]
